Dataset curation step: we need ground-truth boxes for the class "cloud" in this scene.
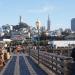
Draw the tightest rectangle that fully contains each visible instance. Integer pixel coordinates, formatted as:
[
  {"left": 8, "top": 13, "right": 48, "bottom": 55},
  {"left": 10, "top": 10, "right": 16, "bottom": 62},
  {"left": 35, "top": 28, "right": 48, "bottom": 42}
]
[{"left": 27, "top": 5, "right": 54, "bottom": 13}]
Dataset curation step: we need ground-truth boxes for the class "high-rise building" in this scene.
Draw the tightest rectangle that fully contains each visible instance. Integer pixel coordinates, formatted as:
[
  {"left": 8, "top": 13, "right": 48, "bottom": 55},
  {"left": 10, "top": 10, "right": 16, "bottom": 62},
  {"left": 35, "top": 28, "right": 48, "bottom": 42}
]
[
  {"left": 36, "top": 19, "right": 41, "bottom": 29},
  {"left": 40, "top": 26, "right": 46, "bottom": 32},
  {"left": 47, "top": 15, "right": 50, "bottom": 31},
  {"left": 71, "top": 18, "right": 75, "bottom": 31}
]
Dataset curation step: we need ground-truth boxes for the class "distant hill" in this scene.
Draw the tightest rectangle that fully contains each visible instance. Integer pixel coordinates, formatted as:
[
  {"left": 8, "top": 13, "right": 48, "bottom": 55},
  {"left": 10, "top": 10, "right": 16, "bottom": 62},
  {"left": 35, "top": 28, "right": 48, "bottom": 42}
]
[{"left": 13, "top": 22, "right": 30, "bottom": 30}]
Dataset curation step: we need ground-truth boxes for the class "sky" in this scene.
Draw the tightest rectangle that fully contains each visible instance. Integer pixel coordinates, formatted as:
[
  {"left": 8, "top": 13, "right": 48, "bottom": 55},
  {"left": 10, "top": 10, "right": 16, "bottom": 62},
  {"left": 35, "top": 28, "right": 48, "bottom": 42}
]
[{"left": 0, "top": 0, "right": 75, "bottom": 30}]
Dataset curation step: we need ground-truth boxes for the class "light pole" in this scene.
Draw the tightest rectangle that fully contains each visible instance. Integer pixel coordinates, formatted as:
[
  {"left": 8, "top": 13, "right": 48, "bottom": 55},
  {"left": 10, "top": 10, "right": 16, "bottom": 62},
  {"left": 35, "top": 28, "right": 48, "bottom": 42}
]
[
  {"left": 29, "top": 44, "right": 30, "bottom": 57},
  {"left": 36, "top": 19, "right": 40, "bottom": 65},
  {"left": 28, "top": 28, "right": 31, "bottom": 57}
]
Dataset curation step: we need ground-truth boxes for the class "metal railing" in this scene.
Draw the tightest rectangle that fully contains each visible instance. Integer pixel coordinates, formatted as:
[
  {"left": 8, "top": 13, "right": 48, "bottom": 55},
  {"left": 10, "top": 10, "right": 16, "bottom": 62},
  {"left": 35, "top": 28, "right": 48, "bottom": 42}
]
[{"left": 30, "top": 49, "right": 72, "bottom": 75}]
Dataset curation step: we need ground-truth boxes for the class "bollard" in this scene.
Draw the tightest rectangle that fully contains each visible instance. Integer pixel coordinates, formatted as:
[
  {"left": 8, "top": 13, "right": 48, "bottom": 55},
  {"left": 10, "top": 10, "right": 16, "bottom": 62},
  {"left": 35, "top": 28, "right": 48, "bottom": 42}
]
[
  {"left": 7, "top": 52, "right": 11, "bottom": 59},
  {"left": 4, "top": 52, "right": 7, "bottom": 61}
]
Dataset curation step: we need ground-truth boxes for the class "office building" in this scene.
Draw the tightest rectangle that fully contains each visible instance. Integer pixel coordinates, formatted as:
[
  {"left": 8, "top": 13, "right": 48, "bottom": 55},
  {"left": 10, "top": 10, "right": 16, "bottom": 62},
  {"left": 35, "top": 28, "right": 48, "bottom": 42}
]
[{"left": 71, "top": 18, "right": 75, "bottom": 31}]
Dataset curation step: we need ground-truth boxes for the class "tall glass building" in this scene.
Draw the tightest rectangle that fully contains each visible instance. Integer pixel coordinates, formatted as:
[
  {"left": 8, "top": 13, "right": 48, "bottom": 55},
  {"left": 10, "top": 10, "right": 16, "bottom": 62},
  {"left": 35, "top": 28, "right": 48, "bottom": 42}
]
[{"left": 71, "top": 18, "right": 75, "bottom": 31}]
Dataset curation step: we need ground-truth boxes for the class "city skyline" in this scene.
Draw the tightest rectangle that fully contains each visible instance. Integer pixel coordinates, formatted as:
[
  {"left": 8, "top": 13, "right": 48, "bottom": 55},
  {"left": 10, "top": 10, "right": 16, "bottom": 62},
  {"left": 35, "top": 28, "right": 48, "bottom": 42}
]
[{"left": 0, "top": 0, "right": 75, "bottom": 30}]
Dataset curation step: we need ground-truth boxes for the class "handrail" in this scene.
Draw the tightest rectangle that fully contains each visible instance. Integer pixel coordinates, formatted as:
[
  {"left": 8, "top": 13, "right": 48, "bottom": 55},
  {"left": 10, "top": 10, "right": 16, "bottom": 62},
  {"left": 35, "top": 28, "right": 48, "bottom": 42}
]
[{"left": 30, "top": 49, "right": 72, "bottom": 75}]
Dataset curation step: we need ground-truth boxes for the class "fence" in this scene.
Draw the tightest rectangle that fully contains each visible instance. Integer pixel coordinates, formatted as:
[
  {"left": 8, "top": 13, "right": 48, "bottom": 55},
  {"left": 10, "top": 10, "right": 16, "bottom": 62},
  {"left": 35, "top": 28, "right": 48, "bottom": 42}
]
[{"left": 30, "top": 49, "right": 72, "bottom": 75}]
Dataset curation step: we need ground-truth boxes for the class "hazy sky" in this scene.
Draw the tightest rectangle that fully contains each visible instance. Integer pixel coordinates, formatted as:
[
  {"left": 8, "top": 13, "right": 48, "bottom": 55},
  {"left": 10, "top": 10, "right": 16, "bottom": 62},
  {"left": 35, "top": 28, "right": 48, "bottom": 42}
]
[{"left": 0, "top": 0, "right": 75, "bottom": 30}]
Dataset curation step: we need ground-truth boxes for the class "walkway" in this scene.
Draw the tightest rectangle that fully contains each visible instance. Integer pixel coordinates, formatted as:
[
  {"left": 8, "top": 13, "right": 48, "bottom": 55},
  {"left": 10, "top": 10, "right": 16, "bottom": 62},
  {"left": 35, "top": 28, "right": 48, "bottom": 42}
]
[{"left": 0, "top": 53, "right": 48, "bottom": 75}]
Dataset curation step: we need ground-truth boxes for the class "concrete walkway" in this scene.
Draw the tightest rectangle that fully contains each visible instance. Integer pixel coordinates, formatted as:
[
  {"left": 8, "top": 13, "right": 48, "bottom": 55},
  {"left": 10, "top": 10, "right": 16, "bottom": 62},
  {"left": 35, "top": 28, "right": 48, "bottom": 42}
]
[{"left": 0, "top": 53, "right": 48, "bottom": 75}]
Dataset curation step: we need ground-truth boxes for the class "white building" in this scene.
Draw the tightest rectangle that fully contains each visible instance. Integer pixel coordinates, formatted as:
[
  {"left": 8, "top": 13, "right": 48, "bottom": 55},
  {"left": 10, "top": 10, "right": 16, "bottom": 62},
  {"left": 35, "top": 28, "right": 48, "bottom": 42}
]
[{"left": 50, "top": 40, "right": 75, "bottom": 49}]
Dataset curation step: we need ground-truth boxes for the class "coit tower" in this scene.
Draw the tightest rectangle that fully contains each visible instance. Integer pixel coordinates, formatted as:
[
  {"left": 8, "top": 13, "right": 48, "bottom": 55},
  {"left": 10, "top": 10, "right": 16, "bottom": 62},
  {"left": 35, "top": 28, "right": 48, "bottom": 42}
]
[{"left": 47, "top": 15, "right": 50, "bottom": 31}]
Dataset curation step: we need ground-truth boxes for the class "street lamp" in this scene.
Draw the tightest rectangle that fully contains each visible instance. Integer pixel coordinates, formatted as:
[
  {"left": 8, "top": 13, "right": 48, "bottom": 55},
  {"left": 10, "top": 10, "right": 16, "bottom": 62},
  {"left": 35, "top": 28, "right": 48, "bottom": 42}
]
[{"left": 36, "top": 19, "right": 40, "bottom": 64}]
